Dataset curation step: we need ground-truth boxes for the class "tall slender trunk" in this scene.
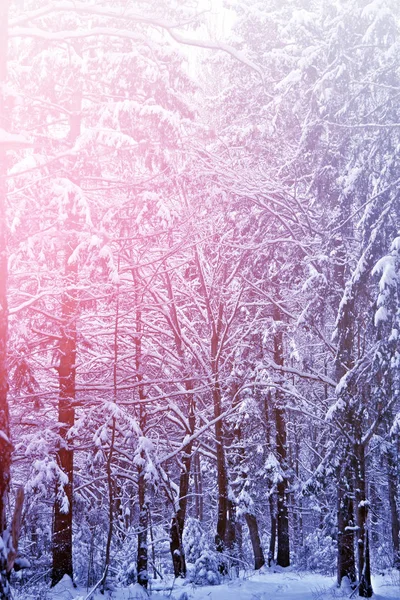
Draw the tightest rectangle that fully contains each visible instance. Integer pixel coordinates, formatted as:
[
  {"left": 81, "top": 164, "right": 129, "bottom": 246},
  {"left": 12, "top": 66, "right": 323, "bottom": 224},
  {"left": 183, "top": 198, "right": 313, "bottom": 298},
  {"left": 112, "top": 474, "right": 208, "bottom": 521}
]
[
  {"left": 275, "top": 406, "right": 289, "bottom": 567},
  {"left": 354, "top": 442, "right": 373, "bottom": 598},
  {"left": 212, "top": 332, "right": 236, "bottom": 567},
  {"left": 134, "top": 270, "right": 148, "bottom": 588},
  {"left": 52, "top": 244, "right": 77, "bottom": 585},
  {"left": 51, "top": 93, "right": 81, "bottom": 587},
  {"left": 137, "top": 463, "right": 148, "bottom": 588},
  {"left": 100, "top": 287, "right": 119, "bottom": 592},
  {"left": 194, "top": 453, "right": 203, "bottom": 521},
  {"left": 273, "top": 307, "right": 289, "bottom": 567},
  {"left": 335, "top": 290, "right": 358, "bottom": 589},
  {"left": 268, "top": 494, "right": 277, "bottom": 567},
  {"left": 51, "top": 232, "right": 77, "bottom": 587},
  {"left": 337, "top": 474, "right": 356, "bottom": 586},
  {"left": 230, "top": 393, "right": 265, "bottom": 571},
  {"left": 193, "top": 250, "right": 235, "bottom": 563},
  {"left": 213, "top": 371, "right": 235, "bottom": 559},
  {"left": 264, "top": 389, "right": 277, "bottom": 567},
  {"left": 100, "top": 418, "right": 116, "bottom": 593},
  {"left": 165, "top": 271, "right": 196, "bottom": 578},
  {"left": 169, "top": 388, "right": 195, "bottom": 577},
  {"left": 387, "top": 441, "right": 400, "bottom": 568}
]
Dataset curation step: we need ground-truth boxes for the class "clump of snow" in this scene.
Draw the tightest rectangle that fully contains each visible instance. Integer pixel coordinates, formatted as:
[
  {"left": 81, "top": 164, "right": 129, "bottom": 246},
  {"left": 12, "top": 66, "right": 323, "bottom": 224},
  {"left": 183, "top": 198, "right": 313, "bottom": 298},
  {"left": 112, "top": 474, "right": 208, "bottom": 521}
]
[
  {"left": 372, "top": 237, "right": 400, "bottom": 326},
  {"left": 50, "top": 575, "right": 75, "bottom": 599},
  {"left": 326, "top": 397, "right": 346, "bottom": 422},
  {"left": 264, "top": 452, "right": 284, "bottom": 485},
  {"left": 0, "top": 128, "right": 32, "bottom": 148}
]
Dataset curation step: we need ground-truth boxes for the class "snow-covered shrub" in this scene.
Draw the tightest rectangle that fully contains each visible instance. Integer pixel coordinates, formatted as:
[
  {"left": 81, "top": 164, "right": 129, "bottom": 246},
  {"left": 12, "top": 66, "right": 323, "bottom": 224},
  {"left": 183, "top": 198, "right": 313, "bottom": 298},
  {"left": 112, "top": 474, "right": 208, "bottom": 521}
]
[
  {"left": 374, "top": 541, "right": 393, "bottom": 571},
  {"left": 183, "top": 518, "right": 210, "bottom": 563},
  {"left": 296, "top": 531, "right": 337, "bottom": 574},
  {"left": 189, "top": 549, "right": 221, "bottom": 586},
  {"left": 184, "top": 518, "right": 222, "bottom": 584}
]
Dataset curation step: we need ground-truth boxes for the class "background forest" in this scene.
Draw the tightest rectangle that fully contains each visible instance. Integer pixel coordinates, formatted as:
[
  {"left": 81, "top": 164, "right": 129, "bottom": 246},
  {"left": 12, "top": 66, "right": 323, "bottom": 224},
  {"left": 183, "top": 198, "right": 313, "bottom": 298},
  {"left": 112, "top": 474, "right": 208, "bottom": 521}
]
[{"left": 0, "top": 1, "right": 400, "bottom": 599}]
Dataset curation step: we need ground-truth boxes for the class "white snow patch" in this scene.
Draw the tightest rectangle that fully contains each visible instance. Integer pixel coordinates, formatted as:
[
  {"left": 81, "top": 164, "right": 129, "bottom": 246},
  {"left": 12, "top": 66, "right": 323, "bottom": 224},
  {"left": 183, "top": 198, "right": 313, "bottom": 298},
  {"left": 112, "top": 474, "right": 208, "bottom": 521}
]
[{"left": 42, "top": 570, "right": 400, "bottom": 600}]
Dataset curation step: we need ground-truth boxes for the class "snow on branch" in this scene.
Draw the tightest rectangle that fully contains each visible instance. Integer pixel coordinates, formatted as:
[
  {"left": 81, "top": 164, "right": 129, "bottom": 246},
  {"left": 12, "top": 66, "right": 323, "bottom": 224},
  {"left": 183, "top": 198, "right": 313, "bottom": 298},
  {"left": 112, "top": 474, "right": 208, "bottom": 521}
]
[
  {"left": 10, "top": 2, "right": 264, "bottom": 81},
  {"left": 0, "top": 128, "right": 32, "bottom": 149}
]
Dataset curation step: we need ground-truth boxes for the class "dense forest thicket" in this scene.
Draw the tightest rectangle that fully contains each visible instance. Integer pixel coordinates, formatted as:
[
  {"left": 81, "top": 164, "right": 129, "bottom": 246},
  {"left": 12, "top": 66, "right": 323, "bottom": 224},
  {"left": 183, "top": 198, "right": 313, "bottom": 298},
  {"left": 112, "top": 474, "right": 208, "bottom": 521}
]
[{"left": 0, "top": 1, "right": 400, "bottom": 598}]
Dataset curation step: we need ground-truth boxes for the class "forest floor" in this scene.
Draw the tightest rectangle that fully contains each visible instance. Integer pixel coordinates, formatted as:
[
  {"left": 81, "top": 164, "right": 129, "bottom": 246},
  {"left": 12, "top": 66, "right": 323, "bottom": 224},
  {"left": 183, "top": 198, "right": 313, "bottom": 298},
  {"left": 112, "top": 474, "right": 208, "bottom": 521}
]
[{"left": 40, "top": 569, "right": 400, "bottom": 600}]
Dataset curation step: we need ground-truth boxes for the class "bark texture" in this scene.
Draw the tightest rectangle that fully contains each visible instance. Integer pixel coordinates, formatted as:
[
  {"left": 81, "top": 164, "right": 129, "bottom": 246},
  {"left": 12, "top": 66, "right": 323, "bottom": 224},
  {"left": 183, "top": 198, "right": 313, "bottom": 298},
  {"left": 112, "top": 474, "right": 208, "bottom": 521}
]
[
  {"left": 273, "top": 308, "right": 290, "bottom": 567},
  {"left": 51, "top": 95, "right": 81, "bottom": 587}
]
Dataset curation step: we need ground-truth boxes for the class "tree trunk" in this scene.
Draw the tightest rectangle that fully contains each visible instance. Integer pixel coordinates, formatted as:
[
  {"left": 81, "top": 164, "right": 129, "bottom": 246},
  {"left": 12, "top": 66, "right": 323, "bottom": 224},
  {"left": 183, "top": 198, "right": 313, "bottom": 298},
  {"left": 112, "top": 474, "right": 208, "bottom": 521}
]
[
  {"left": 354, "top": 443, "right": 373, "bottom": 598},
  {"left": 169, "top": 393, "right": 195, "bottom": 578},
  {"left": 245, "top": 513, "right": 265, "bottom": 570},
  {"left": 268, "top": 494, "right": 277, "bottom": 567},
  {"left": 100, "top": 279, "right": 120, "bottom": 592},
  {"left": 194, "top": 452, "right": 203, "bottom": 521},
  {"left": 100, "top": 417, "right": 116, "bottom": 594},
  {"left": 212, "top": 315, "right": 235, "bottom": 559},
  {"left": 273, "top": 307, "right": 290, "bottom": 567},
  {"left": 337, "top": 475, "right": 356, "bottom": 587},
  {"left": 335, "top": 294, "right": 358, "bottom": 589},
  {"left": 230, "top": 394, "right": 265, "bottom": 572},
  {"left": 192, "top": 249, "right": 235, "bottom": 563},
  {"left": 263, "top": 388, "right": 277, "bottom": 568},
  {"left": 51, "top": 92, "right": 81, "bottom": 588},
  {"left": 276, "top": 407, "right": 289, "bottom": 567},
  {"left": 214, "top": 374, "right": 235, "bottom": 565},
  {"left": 137, "top": 465, "right": 148, "bottom": 588},
  {"left": 51, "top": 252, "right": 77, "bottom": 586},
  {"left": 134, "top": 271, "right": 149, "bottom": 589},
  {"left": 169, "top": 452, "right": 190, "bottom": 578},
  {"left": 387, "top": 442, "right": 400, "bottom": 568},
  {"left": 164, "top": 271, "right": 196, "bottom": 577}
]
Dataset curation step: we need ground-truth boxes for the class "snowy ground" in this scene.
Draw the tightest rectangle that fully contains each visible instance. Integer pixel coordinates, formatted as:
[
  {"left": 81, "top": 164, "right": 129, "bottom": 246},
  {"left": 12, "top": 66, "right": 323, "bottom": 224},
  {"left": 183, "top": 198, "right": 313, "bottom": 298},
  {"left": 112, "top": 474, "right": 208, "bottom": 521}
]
[{"left": 42, "top": 569, "right": 400, "bottom": 600}]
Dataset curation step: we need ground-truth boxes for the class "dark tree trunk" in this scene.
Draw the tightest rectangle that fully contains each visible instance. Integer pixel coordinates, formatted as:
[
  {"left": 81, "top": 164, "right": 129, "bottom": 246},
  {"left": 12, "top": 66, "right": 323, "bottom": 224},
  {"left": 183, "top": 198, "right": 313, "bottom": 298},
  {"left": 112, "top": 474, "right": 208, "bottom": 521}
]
[
  {"left": 205, "top": 264, "right": 235, "bottom": 561},
  {"left": 214, "top": 375, "right": 235, "bottom": 563},
  {"left": 52, "top": 394, "right": 75, "bottom": 586},
  {"left": 276, "top": 407, "right": 289, "bottom": 567},
  {"left": 334, "top": 288, "right": 358, "bottom": 589},
  {"left": 169, "top": 446, "right": 191, "bottom": 578},
  {"left": 51, "top": 254, "right": 77, "bottom": 586},
  {"left": 169, "top": 398, "right": 194, "bottom": 577},
  {"left": 100, "top": 417, "right": 116, "bottom": 593},
  {"left": 268, "top": 494, "right": 277, "bottom": 567},
  {"left": 0, "top": 3, "right": 11, "bottom": 598},
  {"left": 245, "top": 514, "right": 265, "bottom": 570},
  {"left": 134, "top": 271, "right": 149, "bottom": 589},
  {"left": 231, "top": 394, "right": 265, "bottom": 572},
  {"left": 164, "top": 271, "right": 196, "bottom": 578},
  {"left": 137, "top": 465, "right": 148, "bottom": 588},
  {"left": 51, "top": 92, "right": 81, "bottom": 588},
  {"left": 264, "top": 389, "right": 277, "bottom": 568},
  {"left": 273, "top": 307, "right": 290, "bottom": 567},
  {"left": 194, "top": 452, "right": 203, "bottom": 521},
  {"left": 100, "top": 280, "right": 120, "bottom": 592},
  {"left": 337, "top": 475, "right": 356, "bottom": 587},
  {"left": 354, "top": 443, "right": 373, "bottom": 598},
  {"left": 192, "top": 251, "right": 236, "bottom": 566},
  {"left": 387, "top": 443, "right": 400, "bottom": 568},
  {"left": 213, "top": 372, "right": 237, "bottom": 573}
]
